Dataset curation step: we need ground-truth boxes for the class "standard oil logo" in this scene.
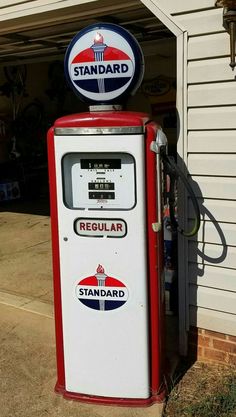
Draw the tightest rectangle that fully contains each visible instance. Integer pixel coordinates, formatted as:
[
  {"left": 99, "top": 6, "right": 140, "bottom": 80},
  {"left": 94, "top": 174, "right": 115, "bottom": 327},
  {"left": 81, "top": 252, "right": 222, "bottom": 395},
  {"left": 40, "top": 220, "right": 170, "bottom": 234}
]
[
  {"left": 75, "top": 265, "right": 129, "bottom": 311},
  {"left": 64, "top": 23, "right": 144, "bottom": 103}
]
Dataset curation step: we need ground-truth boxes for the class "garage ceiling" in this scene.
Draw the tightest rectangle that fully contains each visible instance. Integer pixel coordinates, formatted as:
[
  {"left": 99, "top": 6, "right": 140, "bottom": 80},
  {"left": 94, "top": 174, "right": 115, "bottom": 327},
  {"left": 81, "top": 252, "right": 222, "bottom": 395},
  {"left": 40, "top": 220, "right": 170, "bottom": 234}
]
[{"left": 0, "top": 0, "right": 174, "bottom": 65}]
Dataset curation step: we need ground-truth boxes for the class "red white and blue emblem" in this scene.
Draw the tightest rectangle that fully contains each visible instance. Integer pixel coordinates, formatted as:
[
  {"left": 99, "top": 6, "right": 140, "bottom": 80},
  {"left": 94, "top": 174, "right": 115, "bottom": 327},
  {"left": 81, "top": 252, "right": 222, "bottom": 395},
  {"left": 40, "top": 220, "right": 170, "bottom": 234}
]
[
  {"left": 64, "top": 23, "right": 144, "bottom": 104},
  {"left": 75, "top": 264, "right": 129, "bottom": 311}
]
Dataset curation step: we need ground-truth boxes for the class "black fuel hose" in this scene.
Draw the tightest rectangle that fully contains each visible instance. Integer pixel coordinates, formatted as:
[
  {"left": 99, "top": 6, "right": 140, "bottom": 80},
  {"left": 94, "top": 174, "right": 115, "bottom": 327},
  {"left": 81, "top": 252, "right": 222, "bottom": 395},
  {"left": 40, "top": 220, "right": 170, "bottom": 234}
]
[{"left": 162, "top": 154, "right": 201, "bottom": 237}]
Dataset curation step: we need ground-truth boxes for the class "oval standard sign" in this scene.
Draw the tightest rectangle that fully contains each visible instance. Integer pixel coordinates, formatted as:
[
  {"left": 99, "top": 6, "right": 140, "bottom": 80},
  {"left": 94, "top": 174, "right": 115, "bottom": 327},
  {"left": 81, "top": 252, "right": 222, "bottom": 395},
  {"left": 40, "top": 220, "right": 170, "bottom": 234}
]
[
  {"left": 75, "top": 265, "right": 129, "bottom": 311},
  {"left": 64, "top": 23, "right": 144, "bottom": 104}
]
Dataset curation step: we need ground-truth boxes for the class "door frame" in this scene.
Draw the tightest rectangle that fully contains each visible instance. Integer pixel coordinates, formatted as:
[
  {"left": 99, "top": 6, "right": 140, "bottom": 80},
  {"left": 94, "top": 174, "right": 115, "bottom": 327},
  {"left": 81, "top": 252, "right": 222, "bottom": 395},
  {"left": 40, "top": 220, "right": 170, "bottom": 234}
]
[{"left": 140, "top": 0, "right": 188, "bottom": 355}]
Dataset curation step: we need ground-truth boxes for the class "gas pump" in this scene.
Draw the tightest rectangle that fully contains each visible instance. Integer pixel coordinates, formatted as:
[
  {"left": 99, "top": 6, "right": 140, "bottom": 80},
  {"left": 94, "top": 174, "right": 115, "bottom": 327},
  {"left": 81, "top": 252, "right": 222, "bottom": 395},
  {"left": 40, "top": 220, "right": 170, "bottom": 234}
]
[{"left": 47, "top": 23, "right": 200, "bottom": 407}]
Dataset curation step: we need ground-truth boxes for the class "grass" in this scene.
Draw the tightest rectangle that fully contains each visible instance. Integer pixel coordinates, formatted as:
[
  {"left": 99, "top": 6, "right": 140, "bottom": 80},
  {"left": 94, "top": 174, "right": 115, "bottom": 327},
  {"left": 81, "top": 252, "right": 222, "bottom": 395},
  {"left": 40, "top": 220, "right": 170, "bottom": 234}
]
[{"left": 163, "top": 362, "right": 236, "bottom": 417}]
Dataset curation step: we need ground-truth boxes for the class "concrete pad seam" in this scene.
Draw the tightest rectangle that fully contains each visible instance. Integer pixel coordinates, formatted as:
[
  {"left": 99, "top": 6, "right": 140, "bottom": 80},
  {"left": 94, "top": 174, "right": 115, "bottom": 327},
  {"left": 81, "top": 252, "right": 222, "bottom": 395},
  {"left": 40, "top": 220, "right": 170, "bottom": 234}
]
[
  {"left": 0, "top": 239, "right": 50, "bottom": 258},
  {"left": 0, "top": 290, "right": 54, "bottom": 319}
]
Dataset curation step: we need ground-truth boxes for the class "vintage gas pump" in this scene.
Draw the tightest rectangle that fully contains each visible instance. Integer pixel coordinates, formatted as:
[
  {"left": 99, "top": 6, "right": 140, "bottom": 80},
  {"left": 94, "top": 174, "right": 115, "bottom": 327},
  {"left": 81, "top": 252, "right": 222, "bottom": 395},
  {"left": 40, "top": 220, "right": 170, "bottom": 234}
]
[{"left": 47, "top": 23, "right": 199, "bottom": 407}]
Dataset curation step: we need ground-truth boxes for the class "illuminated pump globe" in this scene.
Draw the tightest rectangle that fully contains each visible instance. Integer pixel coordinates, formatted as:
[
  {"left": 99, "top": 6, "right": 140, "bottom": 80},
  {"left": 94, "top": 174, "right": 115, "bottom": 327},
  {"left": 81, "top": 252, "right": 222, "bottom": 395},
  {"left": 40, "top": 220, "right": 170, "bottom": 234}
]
[{"left": 64, "top": 23, "right": 144, "bottom": 105}]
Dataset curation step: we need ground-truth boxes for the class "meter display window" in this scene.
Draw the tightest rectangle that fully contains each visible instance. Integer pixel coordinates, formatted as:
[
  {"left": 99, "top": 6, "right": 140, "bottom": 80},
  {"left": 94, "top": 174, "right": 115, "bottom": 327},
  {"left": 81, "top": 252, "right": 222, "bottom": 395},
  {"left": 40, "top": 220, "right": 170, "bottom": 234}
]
[{"left": 62, "top": 152, "right": 136, "bottom": 210}]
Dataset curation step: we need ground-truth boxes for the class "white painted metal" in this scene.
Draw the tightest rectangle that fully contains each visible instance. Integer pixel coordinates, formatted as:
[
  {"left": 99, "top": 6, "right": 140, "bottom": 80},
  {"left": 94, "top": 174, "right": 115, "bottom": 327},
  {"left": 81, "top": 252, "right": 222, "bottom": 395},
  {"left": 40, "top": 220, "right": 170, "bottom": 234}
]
[
  {"left": 188, "top": 131, "right": 236, "bottom": 153},
  {"left": 150, "top": 0, "right": 215, "bottom": 14},
  {"left": 175, "top": 8, "right": 223, "bottom": 36},
  {"left": 190, "top": 176, "right": 236, "bottom": 200},
  {"left": 140, "top": 0, "right": 184, "bottom": 36},
  {"left": 188, "top": 58, "right": 235, "bottom": 84},
  {"left": 190, "top": 306, "right": 236, "bottom": 337},
  {"left": 189, "top": 241, "right": 236, "bottom": 270},
  {"left": 176, "top": 31, "right": 189, "bottom": 355},
  {"left": 54, "top": 133, "right": 150, "bottom": 398},
  {"left": 0, "top": 0, "right": 137, "bottom": 25},
  {"left": 189, "top": 220, "right": 236, "bottom": 247},
  {"left": 188, "top": 198, "right": 236, "bottom": 224},
  {"left": 0, "top": 0, "right": 29, "bottom": 7},
  {"left": 188, "top": 82, "right": 236, "bottom": 107},
  {"left": 188, "top": 107, "right": 236, "bottom": 130},
  {"left": 188, "top": 154, "right": 236, "bottom": 177},
  {"left": 0, "top": 0, "right": 68, "bottom": 16},
  {"left": 188, "top": 32, "right": 229, "bottom": 60},
  {"left": 189, "top": 263, "right": 236, "bottom": 292},
  {"left": 189, "top": 285, "right": 236, "bottom": 315}
]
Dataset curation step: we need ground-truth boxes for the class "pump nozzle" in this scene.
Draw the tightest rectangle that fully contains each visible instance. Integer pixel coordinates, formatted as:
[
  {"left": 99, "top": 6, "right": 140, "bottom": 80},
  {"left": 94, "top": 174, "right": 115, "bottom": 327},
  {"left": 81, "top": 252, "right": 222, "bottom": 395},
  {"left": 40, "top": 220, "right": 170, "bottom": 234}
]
[{"left": 162, "top": 154, "right": 201, "bottom": 238}]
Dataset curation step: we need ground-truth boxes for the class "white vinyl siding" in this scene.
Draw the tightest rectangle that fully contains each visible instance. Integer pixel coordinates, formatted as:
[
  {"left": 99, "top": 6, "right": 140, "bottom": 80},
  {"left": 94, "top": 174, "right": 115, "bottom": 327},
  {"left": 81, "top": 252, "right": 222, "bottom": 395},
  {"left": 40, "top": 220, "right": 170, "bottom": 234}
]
[
  {"left": 154, "top": 0, "right": 214, "bottom": 14},
  {"left": 191, "top": 176, "right": 236, "bottom": 200},
  {"left": 189, "top": 242, "right": 236, "bottom": 270},
  {"left": 190, "top": 307, "right": 236, "bottom": 337},
  {"left": 188, "top": 82, "right": 236, "bottom": 107},
  {"left": 188, "top": 57, "right": 235, "bottom": 83},
  {"left": 188, "top": 107, "right": 236, "bottom": 130},
  {"left": 188, "top": 198, "right": 236, "bottom": 224},
  {"left": 188, "top": 131, "right": 236, "bottom": 153},
  {"left": 189, "top": 221, "right": 236, "bottom": 247},
  {"left": 164, "top": 0, "right": 236, "bottom": 339},
  {"left": 189, "top": 264, "right": 236, "bottom": 292},
  {"left": 188, "top": 154, "right": 236, "bottom": 177}
]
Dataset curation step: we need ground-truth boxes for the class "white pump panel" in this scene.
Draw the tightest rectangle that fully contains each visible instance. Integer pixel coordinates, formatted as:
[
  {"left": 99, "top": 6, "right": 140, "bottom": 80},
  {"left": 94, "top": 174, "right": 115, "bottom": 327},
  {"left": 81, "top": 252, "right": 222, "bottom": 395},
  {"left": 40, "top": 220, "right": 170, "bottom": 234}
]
[{"left": 54, "top": 132, "right": 150, "bottom": 399}]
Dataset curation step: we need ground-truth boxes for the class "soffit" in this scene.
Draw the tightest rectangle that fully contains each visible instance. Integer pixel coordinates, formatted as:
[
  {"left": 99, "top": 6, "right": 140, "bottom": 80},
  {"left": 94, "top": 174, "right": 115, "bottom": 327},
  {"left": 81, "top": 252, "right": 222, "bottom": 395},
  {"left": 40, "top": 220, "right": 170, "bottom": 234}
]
[{"left": 0, "top": 0, "right": 174, "bottom": 65}]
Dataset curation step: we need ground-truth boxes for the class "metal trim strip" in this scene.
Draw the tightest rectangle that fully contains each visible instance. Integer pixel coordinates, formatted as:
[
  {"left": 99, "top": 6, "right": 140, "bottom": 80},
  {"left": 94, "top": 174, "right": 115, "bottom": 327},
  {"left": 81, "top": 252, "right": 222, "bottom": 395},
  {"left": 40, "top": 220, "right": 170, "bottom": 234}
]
[{"left": 55, "top": 126, "right": 144, "bottom": 135}]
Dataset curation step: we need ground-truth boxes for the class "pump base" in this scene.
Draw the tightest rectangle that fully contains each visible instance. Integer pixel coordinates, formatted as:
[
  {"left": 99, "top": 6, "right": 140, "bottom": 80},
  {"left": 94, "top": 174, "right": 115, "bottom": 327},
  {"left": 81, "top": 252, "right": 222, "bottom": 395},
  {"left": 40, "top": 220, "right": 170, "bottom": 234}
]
[{"left": 55, "top": 381, "right": 166, "bottom": 407}]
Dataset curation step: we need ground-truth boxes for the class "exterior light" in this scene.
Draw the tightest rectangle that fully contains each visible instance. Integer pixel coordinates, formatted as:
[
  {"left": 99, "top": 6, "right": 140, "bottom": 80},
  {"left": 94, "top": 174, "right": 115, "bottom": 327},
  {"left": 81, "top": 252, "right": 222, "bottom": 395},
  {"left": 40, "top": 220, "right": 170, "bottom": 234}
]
[{"left": 216, "top": 0, "right": 236, "bottom": 69}]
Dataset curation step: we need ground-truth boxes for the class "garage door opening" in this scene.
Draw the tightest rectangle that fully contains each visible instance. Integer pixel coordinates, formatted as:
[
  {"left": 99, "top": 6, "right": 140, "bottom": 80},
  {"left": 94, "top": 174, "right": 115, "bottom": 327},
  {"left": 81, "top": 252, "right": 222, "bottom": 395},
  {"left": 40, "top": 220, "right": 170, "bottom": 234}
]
[{"left": 0, "top": 0, "right": 182, "bottom": 357}]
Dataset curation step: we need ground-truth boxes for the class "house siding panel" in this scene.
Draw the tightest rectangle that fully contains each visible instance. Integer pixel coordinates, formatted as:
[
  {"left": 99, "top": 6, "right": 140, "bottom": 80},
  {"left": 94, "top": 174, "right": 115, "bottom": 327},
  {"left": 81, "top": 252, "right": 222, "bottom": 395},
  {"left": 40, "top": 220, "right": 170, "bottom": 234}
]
[
  {"left": 188, "top": 198, "right": 236, "bottom": 224},
  {"left": 188, "top": 82, "right": 236, "bottom": 107},
  {"left": 189, "top": 263, "right": 236, "bottom": 292},
  {"left": 152, "top": 0, "right": 215, "bottom": 14},
  {"left": 165, "top": 1, "right": 236, "bottom": 340},
  {"left": 175, "top": 8, "right": 223, "bottom": 36},
  {"left": 188, "top": 154, "right": 236, "bottom": 176},
  {"left": 188, "top": 131, "right": 236, "bottom": 153},
  {"left": 188, "top": 58, "right": 235, "bottom": 83},
  {"left": 189, "top": 242, "right": 236, "bottom": 270},
  {"left": 189, "top": 220, "right": 236, "bottom": 247},
  {"left": 189, "top": 285, "right": 236, "bottom": 315},
  {"left": 188, "top": 33, "right": 229, "bottom": 60},
  {"left": 189, "top": 306, "right": 236, "bottom": 337},
  {"left": 188, "top": 107, "right": 236, "bottom": 130},
  {"left": 191, "top": 176, "right": 236, "bottom": 199}
]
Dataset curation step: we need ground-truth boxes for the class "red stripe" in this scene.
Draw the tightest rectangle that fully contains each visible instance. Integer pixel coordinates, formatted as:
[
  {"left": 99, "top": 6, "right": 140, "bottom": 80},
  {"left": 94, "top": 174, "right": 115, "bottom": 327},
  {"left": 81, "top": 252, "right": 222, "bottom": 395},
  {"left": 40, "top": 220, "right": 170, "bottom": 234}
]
[
  {"left": 145, "top": 122, "right": 165, "bottom": 396},
  {"left": 72, "top": 46, "right": 130, "bottom": 63},
  {"left": 79, "top": 276, "right": 98, "bottom": 285},
  {"left": 47, "top": 127, "right": 65, "bottom": 391},
  {"left": 79, "top": 276, "right": 125, "bottom": 287}
]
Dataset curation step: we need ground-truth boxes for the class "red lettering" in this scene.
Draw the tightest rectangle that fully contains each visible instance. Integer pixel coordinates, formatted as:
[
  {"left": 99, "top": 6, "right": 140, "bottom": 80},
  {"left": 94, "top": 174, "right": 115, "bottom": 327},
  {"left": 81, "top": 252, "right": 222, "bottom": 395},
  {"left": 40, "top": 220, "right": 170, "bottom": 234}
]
[
  {"left": 117, "top": 223, "right": 123, "bottom": 232},
  {"left": 86, "top": 222, "right": 91, "bottom": 231},
  {"left": 92, "top": 223, "right": 98, "bottom": 231},
  {"left": 80, "top": 222, "right": 85, "bottom": 230}
]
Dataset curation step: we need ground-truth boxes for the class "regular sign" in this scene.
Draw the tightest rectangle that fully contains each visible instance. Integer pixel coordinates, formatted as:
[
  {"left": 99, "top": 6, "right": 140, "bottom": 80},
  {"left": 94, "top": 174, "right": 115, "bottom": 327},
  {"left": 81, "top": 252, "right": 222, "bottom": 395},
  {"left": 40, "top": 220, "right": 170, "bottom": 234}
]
[{"left": 64, "top": 23, "right": 144, "bottom": 104}]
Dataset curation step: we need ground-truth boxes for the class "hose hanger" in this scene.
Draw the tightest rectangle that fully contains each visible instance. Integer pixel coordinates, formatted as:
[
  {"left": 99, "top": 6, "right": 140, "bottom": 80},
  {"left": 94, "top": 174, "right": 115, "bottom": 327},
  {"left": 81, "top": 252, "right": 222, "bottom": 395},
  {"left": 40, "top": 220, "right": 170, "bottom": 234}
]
[{"left": 162, "top": 153, "right": 201, "bottom": 238}]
